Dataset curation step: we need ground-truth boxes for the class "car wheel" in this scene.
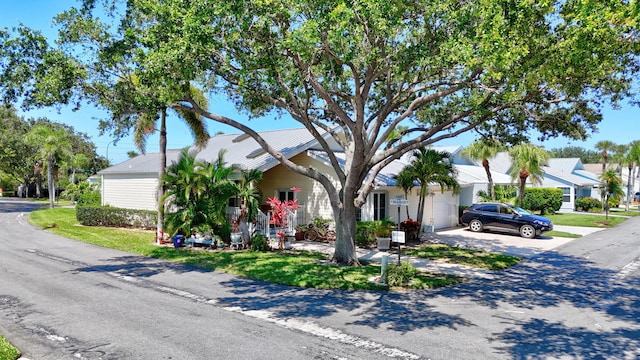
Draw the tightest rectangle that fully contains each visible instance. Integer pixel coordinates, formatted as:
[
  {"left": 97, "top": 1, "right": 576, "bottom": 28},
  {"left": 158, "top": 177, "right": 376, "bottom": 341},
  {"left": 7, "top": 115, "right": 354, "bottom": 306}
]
[
  {"left": 469, "top": 219, "right": 483, "bottom": 232},
  {"left": 520, "top": 224, "right": 536, "bottom": 239}
]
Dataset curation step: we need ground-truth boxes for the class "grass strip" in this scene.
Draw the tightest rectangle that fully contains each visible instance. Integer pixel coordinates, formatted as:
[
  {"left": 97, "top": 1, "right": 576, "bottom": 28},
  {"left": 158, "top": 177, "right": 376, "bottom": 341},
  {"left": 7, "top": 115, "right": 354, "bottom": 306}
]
[
  {"left": 0, "top": 335, "right": 21, "bottom": 360},
  {"left": 403, "top": 244, "right": 521, "bottom": 270},
  {"left": 544, "top": 230, "right": 581, "bottom": 239},
  {"left": 545, "top": 213, "right": 627, "bottom": 227}
]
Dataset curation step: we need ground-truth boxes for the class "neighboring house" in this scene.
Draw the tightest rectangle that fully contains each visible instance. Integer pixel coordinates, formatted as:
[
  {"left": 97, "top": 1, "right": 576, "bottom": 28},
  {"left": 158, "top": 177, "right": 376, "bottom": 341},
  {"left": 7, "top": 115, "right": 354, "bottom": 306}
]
[
  {"left": 476, "top": 153, "right": 601, "bottom": 211},
  {"left": 584, "top": 163, "right": 640, "bottom": 202},
  {"left": 446, "top": 146, "right": 515, "bottom": 207},
  {"left": 542, "top": 158, "right": 600, "bottom": 210}
]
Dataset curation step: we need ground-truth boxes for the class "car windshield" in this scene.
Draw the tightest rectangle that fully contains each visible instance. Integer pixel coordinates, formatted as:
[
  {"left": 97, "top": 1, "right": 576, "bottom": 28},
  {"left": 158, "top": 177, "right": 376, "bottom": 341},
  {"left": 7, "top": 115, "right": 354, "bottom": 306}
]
[{"left": 513, "top": 206, "right": 531, "bottom": 215}]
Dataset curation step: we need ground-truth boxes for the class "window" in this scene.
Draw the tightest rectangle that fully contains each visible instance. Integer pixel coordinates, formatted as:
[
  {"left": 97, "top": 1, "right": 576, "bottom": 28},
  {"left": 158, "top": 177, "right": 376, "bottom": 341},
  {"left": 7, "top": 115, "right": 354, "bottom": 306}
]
[
  {"left": 476, "top": 204, "right": 497, "bottom": 213},
  {"left": 561, "top": 187, "right": 571, "bottom": 202},
  {"left": 372, "top": 192, "right": 387, "bottom": 220},
  {"left": 499, "top": 206, "right": 513, "bottom": 215},
  {"left": 277, "top": 189, "right": 295, "bottom": 202}
]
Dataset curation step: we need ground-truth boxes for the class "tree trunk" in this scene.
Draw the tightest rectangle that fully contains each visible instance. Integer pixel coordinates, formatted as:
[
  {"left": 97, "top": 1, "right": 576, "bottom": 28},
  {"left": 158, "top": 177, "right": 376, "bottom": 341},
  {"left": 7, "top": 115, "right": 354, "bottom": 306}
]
[
  {"left": 47, "top": 156, "right": 55, "bottom": 209},
  {"left": 416, "top": 185, "right": 428, "bottom": 228},
  {"left": 626, "top": 164, "right": 632, "bottom": 211},
  {"left": 331, "top": 194, "right": 360, "bottom": 266},
  {"left": 482, "top": 159, "right": 494, "bottom": 200},
  {"left": 518, "top": 174, "right": 527, "bottom": 208},
  {"left": 35, "top": 163, "right": 42, "bottom": 198},
  {"left": 156, "top": 109, "right": 168, "bottom": 244}
]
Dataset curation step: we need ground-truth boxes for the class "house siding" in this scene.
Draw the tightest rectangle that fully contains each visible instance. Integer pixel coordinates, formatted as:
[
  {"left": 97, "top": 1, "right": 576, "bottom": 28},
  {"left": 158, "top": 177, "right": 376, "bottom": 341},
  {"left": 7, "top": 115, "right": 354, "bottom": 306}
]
[
  {"left": 258, "top": 153, "right": 338, "bottom": 223},
  {"left": 365, "top": 186, "right": 459, "bottom": 230},
  {"left": 102, "top": 173, "right": 158, "bottom": 211}
]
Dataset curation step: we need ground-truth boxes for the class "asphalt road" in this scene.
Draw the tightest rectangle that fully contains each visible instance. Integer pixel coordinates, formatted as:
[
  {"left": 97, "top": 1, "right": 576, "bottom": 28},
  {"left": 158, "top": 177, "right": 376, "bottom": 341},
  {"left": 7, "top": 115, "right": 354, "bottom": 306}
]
[{"left": 1, "top": 198, "right": 639, "bottom": 359}]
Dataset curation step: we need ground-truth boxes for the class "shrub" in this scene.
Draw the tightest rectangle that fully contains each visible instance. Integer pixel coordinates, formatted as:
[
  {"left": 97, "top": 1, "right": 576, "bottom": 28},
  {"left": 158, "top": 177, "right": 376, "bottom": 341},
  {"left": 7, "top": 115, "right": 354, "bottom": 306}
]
[
  {"left": 575, "top": 197, "right": 602, "bottom": 212},
  {"left": 400, "top": 218, "right": 421, "bottom": 240},
  {"left": 76, "top": 206, "right": 156, "bottom": 229},
  {"left": 76, "top": 191, "right": 101, "bottom": 207},
  {"left": 477, "top": 185, "right": 518, "bottom": 204},
  {"left": 385, "top": 261, "right": 417, "bottom": 287},
  {"left": 523, "top": 188, "right": 562, "bottom": 215},
  {"left": 607, "top": 195, "right": 620, "bottom": 209},
  {"left": 355, "top": 221, "right": 377, "bottom": 247},
  {"left": 250, "top": 233, "right": 270, "bottom": 252}
]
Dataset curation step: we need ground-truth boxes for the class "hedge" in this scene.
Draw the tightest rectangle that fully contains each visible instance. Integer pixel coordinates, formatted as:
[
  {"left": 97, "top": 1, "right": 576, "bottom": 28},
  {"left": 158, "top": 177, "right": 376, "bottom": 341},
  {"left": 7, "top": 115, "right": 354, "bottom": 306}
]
[
  {"left": 522, "top": 188, "right": 562, "bottom": 215},
  {"left": 575, "top": 197, "right": 602, "bottom": 212},
  {"left": 76, "top": 206, "right": 157, "bottom": 229}
]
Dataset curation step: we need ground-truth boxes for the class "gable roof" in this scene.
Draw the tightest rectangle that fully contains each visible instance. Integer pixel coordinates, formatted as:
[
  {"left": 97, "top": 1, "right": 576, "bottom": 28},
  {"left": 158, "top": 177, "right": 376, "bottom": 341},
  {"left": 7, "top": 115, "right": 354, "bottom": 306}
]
[
  {"left": 546, "top": 158, "right": 584, "bottom": 173},
  {"left": 99, "top": 149, "right": 184, "bottom": 174},
  {"left": 99, "top": 128, "right": 334, "bottom": 175}
]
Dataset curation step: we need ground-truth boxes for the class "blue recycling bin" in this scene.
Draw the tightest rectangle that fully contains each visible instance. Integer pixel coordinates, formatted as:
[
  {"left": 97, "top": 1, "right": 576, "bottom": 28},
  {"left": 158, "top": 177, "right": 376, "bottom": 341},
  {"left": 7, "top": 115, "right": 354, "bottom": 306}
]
[{"left": 172, "top": 234, "right": 184, "bottom": 248}]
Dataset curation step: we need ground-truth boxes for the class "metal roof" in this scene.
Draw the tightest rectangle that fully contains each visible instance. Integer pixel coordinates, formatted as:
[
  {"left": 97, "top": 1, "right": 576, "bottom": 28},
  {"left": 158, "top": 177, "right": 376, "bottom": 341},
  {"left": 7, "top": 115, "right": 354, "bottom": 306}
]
[
  {"left": 542, "top": 167, "right": 600, "bottom": 186},
  {"left": 99, "top": 128, "right": 331, "bottom": 175}
]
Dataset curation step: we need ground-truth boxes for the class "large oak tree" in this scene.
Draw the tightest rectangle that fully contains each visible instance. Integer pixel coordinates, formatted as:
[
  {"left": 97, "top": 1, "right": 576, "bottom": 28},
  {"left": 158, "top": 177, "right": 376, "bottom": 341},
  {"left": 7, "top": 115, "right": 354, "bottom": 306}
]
[{"left": 3, "top": 0, "right": 639, "bottom": 264}]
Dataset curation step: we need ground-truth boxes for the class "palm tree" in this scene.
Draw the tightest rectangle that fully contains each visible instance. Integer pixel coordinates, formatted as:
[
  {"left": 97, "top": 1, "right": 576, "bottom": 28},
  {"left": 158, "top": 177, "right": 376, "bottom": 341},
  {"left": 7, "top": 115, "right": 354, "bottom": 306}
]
[
  {"left": 508, "top": 144, "right": 550, "bottom": 208},
  {"left": 395, "top": 148, "right": 460, "bottom": 228},
  {"left": 122, "top": 81, "right": 209, "bottom": 243},
  {"left": 600, "top": 169, "right": 624, "bottom": 219},
  {"left": 595, "top": 140, "right": 617, "bottom": 174},
  {"left": 394, "top": 169, "right": 415, "bottom": 219},
  {"left": 162, "top": 149, "right": 238, "bottom": 237},
  {"left": 236, "top": 169, "right": 264, "bottom": 223},
  {"left": 24, "top": 124, "right": 72, "bottom": 209},
  {"left": 462, "top": 139, "right": 504, "bottom": 200}
]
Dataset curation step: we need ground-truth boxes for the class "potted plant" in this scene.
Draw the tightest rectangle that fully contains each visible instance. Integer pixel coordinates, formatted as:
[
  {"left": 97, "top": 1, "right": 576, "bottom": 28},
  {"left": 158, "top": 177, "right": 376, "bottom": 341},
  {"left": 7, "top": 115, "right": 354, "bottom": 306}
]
[
  {"left": 230, "top": 219, "right": 243, "bottom": 249},
  {"left": 375, "top": 222, "right": 392, "bottom": 250},
  {"left": 294, "top": 224, "right": 308, "bottom": 240},
  {"left": 266, "top": 186, "right": 301, "bottom": 249}
]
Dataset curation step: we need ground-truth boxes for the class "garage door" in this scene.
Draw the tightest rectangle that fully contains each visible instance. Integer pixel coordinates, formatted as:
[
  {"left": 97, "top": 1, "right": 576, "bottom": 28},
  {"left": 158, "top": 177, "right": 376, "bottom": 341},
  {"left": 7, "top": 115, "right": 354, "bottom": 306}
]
[{"left": 428, "top": 191, "right": 458, "bottom": 230}]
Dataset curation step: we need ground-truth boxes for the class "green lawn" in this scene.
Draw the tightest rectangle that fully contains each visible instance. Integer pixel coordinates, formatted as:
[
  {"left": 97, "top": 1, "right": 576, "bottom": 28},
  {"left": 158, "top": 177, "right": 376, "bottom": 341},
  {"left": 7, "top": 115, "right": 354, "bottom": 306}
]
[
  {"left": 545, "top": 213, "right": 628, "bottom": 228},
  {"left": 0, "top": 335, "right": 20, "bottom": 360},
  {"left": 29, "top": 208, "right": 463, "bottom": 290},
  {"left": 404, "top": 244, "right": 521, "bottom": 270}
]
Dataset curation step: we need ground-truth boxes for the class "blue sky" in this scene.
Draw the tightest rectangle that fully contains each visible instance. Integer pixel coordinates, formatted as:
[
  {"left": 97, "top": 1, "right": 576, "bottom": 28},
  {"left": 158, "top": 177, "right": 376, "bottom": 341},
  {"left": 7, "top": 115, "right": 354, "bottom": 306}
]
[{"left": 3, "top": 1, "right": 638, "bottom": 164}]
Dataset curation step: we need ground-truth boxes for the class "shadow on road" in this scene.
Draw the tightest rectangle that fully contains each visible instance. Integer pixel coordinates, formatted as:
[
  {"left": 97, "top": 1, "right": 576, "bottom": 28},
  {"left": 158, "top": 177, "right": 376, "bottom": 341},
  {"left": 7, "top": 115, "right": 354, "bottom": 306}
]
[
  {"left": 0, "top": 199, "right": 46, "bottom": 213},
  {"left": 217, "top": 251, "right": 640, "bottom": 358},
  {"left": 77, "top": 255, "right": 213, "bottom": 277}
]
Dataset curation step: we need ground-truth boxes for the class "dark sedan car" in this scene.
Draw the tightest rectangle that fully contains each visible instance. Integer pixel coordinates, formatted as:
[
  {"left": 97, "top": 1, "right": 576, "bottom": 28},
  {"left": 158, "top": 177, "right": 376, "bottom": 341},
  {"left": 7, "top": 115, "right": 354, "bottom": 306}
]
[{"left": 460, "top": 202, "right": 553, "bottom": 239}]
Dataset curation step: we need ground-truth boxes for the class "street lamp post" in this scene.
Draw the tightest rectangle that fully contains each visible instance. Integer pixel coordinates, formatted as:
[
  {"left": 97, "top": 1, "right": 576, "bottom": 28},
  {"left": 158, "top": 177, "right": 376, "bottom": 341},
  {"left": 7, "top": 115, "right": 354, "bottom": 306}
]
[{"left": 106, "top": 140, "right": 115, "bottom": 164}]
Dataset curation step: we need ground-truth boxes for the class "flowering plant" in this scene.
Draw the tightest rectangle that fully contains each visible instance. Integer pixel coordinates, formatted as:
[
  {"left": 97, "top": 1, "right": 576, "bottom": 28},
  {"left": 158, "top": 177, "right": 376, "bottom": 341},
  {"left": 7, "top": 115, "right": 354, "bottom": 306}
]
[
  {"left": 400, "top": 218, "right": 421, "bottom": 240},
  {"left": 266, "top": 187, "right": 301, "bottom": 228}
]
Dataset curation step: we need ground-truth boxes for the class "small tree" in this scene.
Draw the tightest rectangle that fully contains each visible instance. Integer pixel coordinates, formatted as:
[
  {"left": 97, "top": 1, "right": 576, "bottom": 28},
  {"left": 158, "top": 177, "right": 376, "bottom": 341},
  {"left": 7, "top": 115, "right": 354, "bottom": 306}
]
[
  {"left": 24, "top": 124, "right": 72, "bottom": 208},
  {"left": 162, "top": 149, "right": 237, "bottom": 237},
  {"left": 395, "top": 148, "right": 459, "bottom": 230},
  {"left": 600, "top": 169, "right": 624, "bottom": 219},
  {"left": 462, "top": 139, "right": 504, "bottom": 200},
  {"left": 508, "top": 144, "right": 550, "bottom": 208}
]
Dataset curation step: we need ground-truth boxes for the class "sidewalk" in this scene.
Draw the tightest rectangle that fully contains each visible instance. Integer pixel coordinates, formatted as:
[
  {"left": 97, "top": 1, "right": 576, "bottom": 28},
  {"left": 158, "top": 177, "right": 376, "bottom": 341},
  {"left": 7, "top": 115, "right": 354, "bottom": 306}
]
[{"left": 290, "top": 240, "right": 496, "bottom": 279}]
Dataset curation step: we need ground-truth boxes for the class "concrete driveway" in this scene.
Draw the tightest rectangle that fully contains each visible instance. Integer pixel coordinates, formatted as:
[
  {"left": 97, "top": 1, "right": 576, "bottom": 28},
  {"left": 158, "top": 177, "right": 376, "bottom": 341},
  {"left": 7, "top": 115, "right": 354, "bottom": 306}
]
[{"left": 421, "top": 225, "right": 604, "bottom": 258}]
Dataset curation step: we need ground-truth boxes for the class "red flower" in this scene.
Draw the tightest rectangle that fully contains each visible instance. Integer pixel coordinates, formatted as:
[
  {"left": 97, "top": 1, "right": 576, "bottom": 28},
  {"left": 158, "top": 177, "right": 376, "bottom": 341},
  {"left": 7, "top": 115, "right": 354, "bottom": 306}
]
[{"left": 267, "top": 187, "right": 301, "bottom": 228}]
